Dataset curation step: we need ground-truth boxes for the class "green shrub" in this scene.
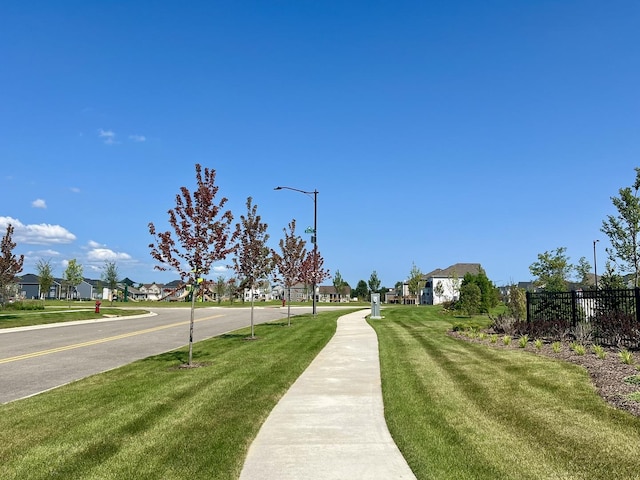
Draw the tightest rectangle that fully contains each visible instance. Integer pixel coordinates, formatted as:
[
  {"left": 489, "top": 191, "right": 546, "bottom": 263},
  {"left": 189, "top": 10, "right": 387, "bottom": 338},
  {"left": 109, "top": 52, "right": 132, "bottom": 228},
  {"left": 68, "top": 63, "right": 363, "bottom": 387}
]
[
  {"left": 571, "top": 343, "right": 586, "bottom": 356},
  {"left": 552, "top": 341, "right": 561, "bottom": 353},
  {"left": 623, "top": 375, "right": 640, "bottom": 386},
  {"left": 490, "top": 334, "right": 498, "bottom": 344},
  {"left": 534, "top": 339, "right": 543, "bottom": 350},
  {"left": 619, "top": 349, "right": 635, "bottom": 365},
  {"left": 502, "top": 335, "right": 512, "bottom": 346},
  {"left": 518, "top": 335, "right": 529, "bottom": 348},
  {"left": 592, "top": 345, "right": 607, "bottom": 360},
  {"left": 4, "top": 301, "right": 44, "bottom": 311}
]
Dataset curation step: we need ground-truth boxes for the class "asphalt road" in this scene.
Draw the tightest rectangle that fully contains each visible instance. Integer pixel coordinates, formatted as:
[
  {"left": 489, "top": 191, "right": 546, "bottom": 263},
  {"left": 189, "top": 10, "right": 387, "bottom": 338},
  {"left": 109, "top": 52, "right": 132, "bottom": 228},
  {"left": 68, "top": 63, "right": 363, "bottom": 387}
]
[{"left": 0, "top": 305, "right": 339, "bottom": 404}]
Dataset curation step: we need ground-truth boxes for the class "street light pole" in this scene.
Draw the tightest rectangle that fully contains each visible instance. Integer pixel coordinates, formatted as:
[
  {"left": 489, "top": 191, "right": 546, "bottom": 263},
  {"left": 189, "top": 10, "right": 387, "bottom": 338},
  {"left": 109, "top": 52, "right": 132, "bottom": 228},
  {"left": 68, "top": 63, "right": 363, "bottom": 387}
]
[
  {"left": 593, "top": 239, "right": 599, "bottom": 289},
  {"left": 275, "top": 186, "right": 319, "bottom": 316}
]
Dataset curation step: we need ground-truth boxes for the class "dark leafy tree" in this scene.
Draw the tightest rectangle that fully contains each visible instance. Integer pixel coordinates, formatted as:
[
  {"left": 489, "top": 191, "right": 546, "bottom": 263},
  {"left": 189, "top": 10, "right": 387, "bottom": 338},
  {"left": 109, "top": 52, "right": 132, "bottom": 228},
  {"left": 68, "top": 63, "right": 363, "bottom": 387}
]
[
  {"left": 101, "top": 261, "right": 119, "bottom": 305},
  {"left": 354, "top": 280, "right": 369, "bottom": 301},
  {"left": 148, "top": 163, "right": 236, "bottom": 365},
  {"left": 272, "top": 220, "right": 307, "bottom": 325},
  {"left": 232, "top": 197, "right": 272, "bottom": 338},
  {"left": 460, "top": 267, "right": 499, "bottom": 314},
  {"left": 529, "top": 247, "right": 572, "bottom": 292},
  {"left": 459, "top": 282, "right": 482, "bottom": 315},
  {"left": 36, "top": 258, "right": 54, "bottom": 301},
  {"left": 601, "top": 168, "right": 640, "bottom": 287},
  {"left": 0, "top": 224, "right": 24, "bottom": 307}
]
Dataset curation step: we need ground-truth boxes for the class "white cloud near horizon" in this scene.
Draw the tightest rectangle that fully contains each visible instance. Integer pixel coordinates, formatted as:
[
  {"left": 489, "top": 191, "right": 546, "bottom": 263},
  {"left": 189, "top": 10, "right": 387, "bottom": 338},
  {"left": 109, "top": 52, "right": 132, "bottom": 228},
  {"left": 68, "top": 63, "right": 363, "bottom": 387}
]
[
  {"left": 0, "top": 216, "right": 76, "bottom": 245},
  {"left": 86, "top": 247, "right": 132, "bottom": 262},
  {"left": 70, "top": 187, "right": 81, "bottom": 193},
  {"left": 129, "top": 134, "right": 146, "bottom": 142},
  {"left": 32, "top": 198, "right": 47, "bottom": 209}
]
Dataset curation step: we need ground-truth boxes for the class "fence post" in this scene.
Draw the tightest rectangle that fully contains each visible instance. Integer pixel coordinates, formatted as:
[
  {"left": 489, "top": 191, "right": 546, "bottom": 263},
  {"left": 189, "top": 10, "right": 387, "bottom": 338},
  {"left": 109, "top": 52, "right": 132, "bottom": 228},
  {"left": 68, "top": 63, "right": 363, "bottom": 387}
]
[
  {"left": 571, "top": 290, "right": 578, "bottom": 326},
  {"left": 635, "top": 288, "right": 640, "bottom": 325}
]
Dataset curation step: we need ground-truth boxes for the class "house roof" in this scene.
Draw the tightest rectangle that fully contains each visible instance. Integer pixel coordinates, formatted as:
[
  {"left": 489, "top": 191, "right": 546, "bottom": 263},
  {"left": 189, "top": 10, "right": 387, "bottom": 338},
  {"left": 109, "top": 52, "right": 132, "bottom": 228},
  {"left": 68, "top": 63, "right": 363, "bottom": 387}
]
[
  {"left": 318, "top": 285, "right": 352, "bottom": 295},
  {"left": 422, "top": 263, "right": 483, "bottom": 279}
]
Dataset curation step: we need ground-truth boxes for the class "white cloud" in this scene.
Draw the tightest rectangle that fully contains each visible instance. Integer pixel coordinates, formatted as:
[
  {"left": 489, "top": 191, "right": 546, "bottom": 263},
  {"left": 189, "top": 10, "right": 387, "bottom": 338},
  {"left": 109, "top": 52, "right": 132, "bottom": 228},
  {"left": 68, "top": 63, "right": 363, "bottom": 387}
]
[
  {"left": 0, "top": 216, "right": 76, "bottom": 245},
  {"left": 129, "top": 134, "right": 146, "bottom": 142},
  {"left": 213, "top": 265, "right": 231, "bottom": 273},
  {"left": 70, "top": 187, "right": 81, "bottom": 193},
  {"left": 26, "top": 249, "right": 60, "bottom": 257},
  {"left": 32, "top": 198, "right": 47, "bottom": 209},
  {"left": 87, "top": 240, "right": 102, "bottom": 248},
  {"left": 87, "top": 248, "right": 132, "bottom": 262},
  {"left": 98, "top": 129, "right": 118, "bottom": 145}
]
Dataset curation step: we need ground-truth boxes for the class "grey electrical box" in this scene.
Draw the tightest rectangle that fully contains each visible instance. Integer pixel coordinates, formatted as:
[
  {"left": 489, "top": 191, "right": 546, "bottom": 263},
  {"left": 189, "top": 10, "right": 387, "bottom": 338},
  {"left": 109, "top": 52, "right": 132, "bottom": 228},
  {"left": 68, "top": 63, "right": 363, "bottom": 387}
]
[{"left": 371, "top": 293, "right": 382, "bottom": 319}]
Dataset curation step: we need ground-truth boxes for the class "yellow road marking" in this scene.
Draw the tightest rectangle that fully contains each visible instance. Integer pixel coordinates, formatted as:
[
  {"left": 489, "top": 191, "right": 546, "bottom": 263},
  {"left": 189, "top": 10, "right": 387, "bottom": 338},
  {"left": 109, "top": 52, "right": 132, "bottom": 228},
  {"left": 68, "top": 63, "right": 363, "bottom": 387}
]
[{"left": 0, "top": 314, "right": 223, "bottom": 365}]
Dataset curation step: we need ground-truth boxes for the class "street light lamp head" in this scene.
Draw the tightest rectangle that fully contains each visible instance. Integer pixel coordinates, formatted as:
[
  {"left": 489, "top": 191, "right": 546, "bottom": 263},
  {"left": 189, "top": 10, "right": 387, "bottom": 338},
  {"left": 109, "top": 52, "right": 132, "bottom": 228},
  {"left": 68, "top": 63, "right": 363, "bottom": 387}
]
[{"left": 274, "top": 186, "right": 283, "bottom": 190}]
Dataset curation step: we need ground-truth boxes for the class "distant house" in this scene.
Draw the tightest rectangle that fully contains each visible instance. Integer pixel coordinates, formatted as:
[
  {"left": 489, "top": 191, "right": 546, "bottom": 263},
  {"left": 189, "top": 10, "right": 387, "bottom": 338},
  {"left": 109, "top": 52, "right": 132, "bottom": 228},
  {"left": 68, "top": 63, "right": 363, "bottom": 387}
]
[
  {"left": 17, "top": 274, "right": 62, "bottom": 300},
  {"left": 139, "top": 282, "right": 164, "bottom": 301},
  {"left": 422, "top": 263, "right": 483, "bottom": 305},
  {"left": 318, "top": 285, "right": 352, "bottom": 303}
]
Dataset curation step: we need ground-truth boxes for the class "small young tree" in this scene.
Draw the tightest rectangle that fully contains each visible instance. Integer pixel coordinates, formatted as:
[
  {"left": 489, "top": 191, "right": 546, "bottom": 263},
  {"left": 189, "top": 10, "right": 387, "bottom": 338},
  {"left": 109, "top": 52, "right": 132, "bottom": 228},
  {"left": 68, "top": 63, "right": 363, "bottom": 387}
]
[
  {"left": 505, "top": 284, "right": 526, "bottom": 320},
  {"left": 407, "top": 262, "right": 423, "bottom": 306},
  {"left": 63, "top": 259, "right": 83, "bottom": 306},
  {"left": 227, "top": 277, "right": 240, "bottom": 304},
  {"left": 300, "top": 249, "right": 330, "bottom": 305},
  {"left": 0, "top": 224, "right": 24, "bottom": 307},
  {"left": 36, "top": 258, "right": 54, "bottom": 302},
  {"left": 272, "top": 220, "right": 307, "bottom": 326},
  {"left": 368, "top": 270, "right": 381, "bottom": 296},
  {"left": 214, "top": 275, "right": 226, "bottom": 304},
  {"left": 601, "top": 167, "right": 640, "bottom": 287},
  {"left": 575, "top": 256, "right": 592, "bottom": 289},
  {"left": 332, "top": 269, "right": 347, "bottom": 302},
  {"left": 529, "top": 247, "right": 572, "bottom": 292},
  {"left": 101, "top": 260, "right": 119, "bottom": 305},
  {"left": 148, "top": 163, "right": 237, "bottom": 365},
  {"left": 460, "top": 267, "right": 499, "bottom": 313},
  {"left": 232, "top": 197, "right": 272, "bottom": 338},
  {"left": 459, "top": 282, "right": 482, "bottom": 315}
]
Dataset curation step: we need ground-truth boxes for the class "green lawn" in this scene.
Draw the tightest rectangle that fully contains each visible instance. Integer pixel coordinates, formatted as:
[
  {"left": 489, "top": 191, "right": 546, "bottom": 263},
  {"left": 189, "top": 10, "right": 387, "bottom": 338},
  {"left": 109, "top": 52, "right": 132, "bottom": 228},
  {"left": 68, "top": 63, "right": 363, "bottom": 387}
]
[
  {"left": 0, "top": 311, "right": 344, "bottom": 480},
  {"left": 3, "top": 306, "right": 640, "bottom": 479},
  {"left": 0, "top": 307, "right": 147, "bottom": 329},
  {"left": 371, "top": 306, "right": 640, "bottom": 480}
]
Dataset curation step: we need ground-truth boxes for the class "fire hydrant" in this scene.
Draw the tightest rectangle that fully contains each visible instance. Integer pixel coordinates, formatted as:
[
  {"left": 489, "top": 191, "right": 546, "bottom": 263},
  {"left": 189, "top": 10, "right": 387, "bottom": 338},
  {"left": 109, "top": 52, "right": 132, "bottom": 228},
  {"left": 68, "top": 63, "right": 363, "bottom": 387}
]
[{"left": 95, "top": 300, "right": 101, "bottom": 313}]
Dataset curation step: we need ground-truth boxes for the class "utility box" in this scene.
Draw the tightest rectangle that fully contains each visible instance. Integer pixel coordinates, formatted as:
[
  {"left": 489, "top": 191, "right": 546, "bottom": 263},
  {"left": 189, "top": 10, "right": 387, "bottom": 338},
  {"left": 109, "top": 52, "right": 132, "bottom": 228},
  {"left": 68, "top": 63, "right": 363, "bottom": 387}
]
[{"left": 371, "top": 293, "right": 382, "bottom": 319}]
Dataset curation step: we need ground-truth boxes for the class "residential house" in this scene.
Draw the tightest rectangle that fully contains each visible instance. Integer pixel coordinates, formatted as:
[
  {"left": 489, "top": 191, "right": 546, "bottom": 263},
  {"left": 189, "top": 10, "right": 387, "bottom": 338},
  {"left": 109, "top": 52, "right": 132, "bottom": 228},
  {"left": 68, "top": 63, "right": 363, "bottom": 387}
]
[
  {"left": 318, "top": 285, "right": 352, "bottom": 302},
  {"left": 422, "top": 263, "right": 483, "bottom": 305},
  {"left": 17, "top": 273, "right": 62, "bottom": 300},
  {"left": 139, "top": 282, "right": 164, "bottom": 301}
]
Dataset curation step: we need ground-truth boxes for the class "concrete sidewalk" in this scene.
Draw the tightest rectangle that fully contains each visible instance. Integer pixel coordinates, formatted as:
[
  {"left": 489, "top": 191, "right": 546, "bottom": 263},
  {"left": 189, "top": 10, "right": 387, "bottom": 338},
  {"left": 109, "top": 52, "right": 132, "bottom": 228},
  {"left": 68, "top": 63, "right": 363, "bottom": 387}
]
[{"left": 239, "top": 309, "right": 416, "bottom": 480}]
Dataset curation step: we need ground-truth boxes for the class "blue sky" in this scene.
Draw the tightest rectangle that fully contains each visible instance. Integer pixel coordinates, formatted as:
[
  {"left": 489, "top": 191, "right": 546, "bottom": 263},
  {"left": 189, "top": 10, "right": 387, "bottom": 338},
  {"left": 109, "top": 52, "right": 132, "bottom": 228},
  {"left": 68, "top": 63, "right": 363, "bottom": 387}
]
[{"left": 1, "top": 0, "right": 639, "bottom": 289}]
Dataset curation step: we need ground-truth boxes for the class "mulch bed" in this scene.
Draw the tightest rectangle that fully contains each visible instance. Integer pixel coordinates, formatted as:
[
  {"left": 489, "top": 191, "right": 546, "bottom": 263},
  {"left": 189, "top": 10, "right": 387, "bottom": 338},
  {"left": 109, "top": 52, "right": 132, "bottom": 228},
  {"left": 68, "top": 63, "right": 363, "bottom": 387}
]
[{"left": 448, "top": 330, "right": 640, "bottom": 418}]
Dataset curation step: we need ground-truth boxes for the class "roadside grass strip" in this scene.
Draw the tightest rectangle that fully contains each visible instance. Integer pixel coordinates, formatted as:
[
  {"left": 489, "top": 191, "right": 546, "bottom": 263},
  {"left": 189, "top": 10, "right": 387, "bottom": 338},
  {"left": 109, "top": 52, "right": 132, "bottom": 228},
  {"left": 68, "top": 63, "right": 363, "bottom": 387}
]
[
  {"left": 370, "top": 306, "right": 640, "bottom": 480},
  {"left": 0, "top": 309, "right": 145, "bottom": 329},
  {"left": 0, "top": 311, "right": 342, "bottom": 480}
]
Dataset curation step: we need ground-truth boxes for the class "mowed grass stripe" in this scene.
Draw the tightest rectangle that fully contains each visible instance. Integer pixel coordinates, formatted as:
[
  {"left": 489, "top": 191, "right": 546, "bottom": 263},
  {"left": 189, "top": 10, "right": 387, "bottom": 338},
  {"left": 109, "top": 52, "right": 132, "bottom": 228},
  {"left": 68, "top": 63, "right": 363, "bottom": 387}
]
[
  {"left": 372, "top": 306, "right": 640, "bottom": 480},
  {"left": 0, "top": 312, "right": 342, "bottom": 480}
]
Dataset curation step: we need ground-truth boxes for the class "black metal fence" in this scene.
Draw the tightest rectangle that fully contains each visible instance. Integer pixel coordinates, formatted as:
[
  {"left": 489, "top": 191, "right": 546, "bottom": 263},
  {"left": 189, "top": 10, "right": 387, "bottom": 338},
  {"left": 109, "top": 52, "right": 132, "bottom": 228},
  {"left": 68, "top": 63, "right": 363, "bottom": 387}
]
[{"left": 526, "top": 288, "right": 640, "bottom": 348}]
